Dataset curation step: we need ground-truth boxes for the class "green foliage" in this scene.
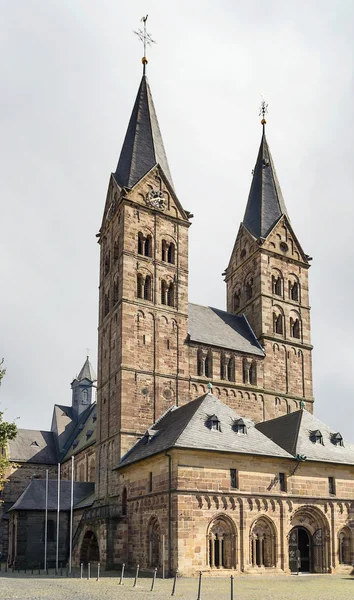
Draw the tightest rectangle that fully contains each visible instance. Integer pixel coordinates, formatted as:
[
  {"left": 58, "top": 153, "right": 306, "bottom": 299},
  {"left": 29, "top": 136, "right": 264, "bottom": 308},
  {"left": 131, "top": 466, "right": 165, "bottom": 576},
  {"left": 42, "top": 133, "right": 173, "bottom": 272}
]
[{"left": 0, "top": 359, "right": 18, "bottom": 492}]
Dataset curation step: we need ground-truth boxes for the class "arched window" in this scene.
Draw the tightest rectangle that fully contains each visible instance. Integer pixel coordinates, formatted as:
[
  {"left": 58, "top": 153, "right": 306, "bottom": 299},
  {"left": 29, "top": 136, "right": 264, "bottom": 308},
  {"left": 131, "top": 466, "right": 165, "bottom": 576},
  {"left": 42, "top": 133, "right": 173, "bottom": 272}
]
[
  {"left": 242, "top": 358, "right": 249, "bottom": 384},
  {"left": 122, "top": 487, "right": 127, "bottom": 516},
  {"left": 289, "top": 281, "right": 299, "bottom": 301},
  {"left": 207, "top": 516, "right": 236, "bottom": 569},
  {"left": 144, "top": 235, "right": 152, "bottom": 257},
  {"left": 227, "top": 357, "right": 235, "bottom": 382},
  {"left": 197, "top": 349, "right": 204, "bottom": 376},
  {"left": 205, "top": 350, "right": 212, "bottom": 378},
  {"left": 138, "top": 232, "right": 144, "bottom": 255},
  {"left": 161, "top": 239, "right": 167, "bottom": 262},
  {"left": 137, "top": 274, "right": 144, "bottom": 299},
  {"left": 113, "top": 240, "right": 119, "bottom": 262},
  {"left": 245, "top": 279, "right": 253, "bottom": 301},
  {"left": 167, "top": 282, "right": 174, "bottom": 307},
  {"left": 249, "top": 361, "right": 257, "bottom": 385},
  {"left": 220, "top": 354, "right": 225, "bottom": 380},
  {"left": 233, "top": 291, "right": 240, "bottom": 311},
  {"left": 113, "top": 279, "right": 119, "bottom": 305},
  {"left": 144, "top": 275, "right": 152, "bottom": 301},
  {"left": 290, "top": 317, "right": 300, "bottom": 338},
  {"left": 272, "top": 275, "right": 282, "bottom": 296},
  {"left": 104, "top": 291, "right": 110, "bottom": 316},
  {"left": 89, "top": 458, "right": 96, "bottom": 482},
  {"left": 250, "top": 518, "right": 276, "bottom": 568},
  {"left": 167, "top": 243, "right": 175, "bottom": 264},
  {"left": 104, "top": 252, "right": 110, "bottom": 276},
  {"left": 161, "top": 280, "right": 167, "bottom": 305},
  {"left": 273, "top": 313, "right": 283, "bottom": 334},
  {"left": 339, "top": 529, "right": 351, "bottom": 565},
  {"left": 147, "top": 517, "right": 161, "bottom": 567}
]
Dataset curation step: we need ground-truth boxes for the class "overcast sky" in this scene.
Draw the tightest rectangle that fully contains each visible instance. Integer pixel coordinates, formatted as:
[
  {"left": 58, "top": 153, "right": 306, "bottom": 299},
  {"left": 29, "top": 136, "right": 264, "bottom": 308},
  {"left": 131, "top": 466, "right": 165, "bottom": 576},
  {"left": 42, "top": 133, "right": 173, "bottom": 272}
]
[{"left": 1, "top": 1, "right": 353, "bottom": 439}]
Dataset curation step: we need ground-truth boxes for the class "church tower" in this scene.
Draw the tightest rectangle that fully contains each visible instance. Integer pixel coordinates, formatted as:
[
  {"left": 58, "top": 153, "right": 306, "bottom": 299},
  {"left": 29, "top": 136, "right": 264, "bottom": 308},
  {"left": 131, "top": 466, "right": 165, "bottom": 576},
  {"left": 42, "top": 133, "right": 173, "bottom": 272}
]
[
  {"left": 225, "top": 110, "right": 314, "bottom": 418},
  {"left": 95, "top": 65, "right": 191, "bottom": 499}
]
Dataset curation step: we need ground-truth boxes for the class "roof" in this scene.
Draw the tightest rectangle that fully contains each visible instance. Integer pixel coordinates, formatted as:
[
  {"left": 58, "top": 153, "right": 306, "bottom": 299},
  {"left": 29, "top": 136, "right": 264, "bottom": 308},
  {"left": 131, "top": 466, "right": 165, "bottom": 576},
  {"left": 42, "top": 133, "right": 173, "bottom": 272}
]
[
  {"left": 256, "top": 409, "right": 354, "bottom": 465},
  {"left": 62, "top": 403, "right": 96, "bottom": 461},
  {"left": 114, "top": 75, "right": 173, "bottom": 190},
  {"left": 8, "top": 429, "right": 58, "bottom": 464},
  {"left": 243, "top": 127, "right": 288, "bottom": 239},
  {"left": 77, "top": 356, "right": 96, "bottom": 382},
  {"left": 9, "top": 480, "right": 94, "bottom": 512},
  {"left": 118, "top": 393, "right": 292, "bottom": 468},
  {"left": 51, "top": 404, "right": 76, "bottom": 454},
  {"left": 188, "top": 303, "right": 264, "bottom": 356}
]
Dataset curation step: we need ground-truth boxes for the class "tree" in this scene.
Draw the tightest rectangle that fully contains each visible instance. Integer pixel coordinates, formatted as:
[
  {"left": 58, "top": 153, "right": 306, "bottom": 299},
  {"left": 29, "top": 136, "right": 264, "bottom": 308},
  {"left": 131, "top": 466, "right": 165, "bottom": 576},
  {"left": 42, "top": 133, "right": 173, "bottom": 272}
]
[{"left": 0, "top": 360, "right": 17, "bottom": 492}]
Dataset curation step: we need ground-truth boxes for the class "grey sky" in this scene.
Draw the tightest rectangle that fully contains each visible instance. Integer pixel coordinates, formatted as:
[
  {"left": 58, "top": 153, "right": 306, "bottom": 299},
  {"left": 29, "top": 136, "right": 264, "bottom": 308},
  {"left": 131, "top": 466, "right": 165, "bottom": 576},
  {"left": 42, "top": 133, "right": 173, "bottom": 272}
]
[{"left": 1, "top": 1, "right": 353, "bottom": 439}]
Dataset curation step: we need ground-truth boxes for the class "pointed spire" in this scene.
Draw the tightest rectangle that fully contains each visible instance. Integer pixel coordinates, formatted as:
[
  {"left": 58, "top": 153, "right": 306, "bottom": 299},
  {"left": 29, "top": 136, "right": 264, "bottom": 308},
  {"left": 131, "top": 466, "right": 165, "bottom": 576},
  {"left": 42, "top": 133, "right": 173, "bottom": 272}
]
[
  {"left": 77, "top": 356, "right": 96, "bottom": 382},
  {"left": 114, "top": 75, "right": 174, "bottom": 190},
  {"left": 243, "top": 115, "right": 288, "bottom": 239}
]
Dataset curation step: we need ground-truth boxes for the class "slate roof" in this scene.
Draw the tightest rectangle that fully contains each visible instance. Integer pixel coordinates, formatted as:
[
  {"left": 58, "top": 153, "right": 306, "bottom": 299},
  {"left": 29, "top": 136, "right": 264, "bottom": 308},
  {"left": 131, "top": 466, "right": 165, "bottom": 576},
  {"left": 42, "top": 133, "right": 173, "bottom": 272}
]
[
  {"left": 243, "top": 128, "right": 289, "bottom": 239},
  {"left": 9, "top": 480, "right": 94, "bottom": 512},
  {"left": 77, "top": 356, "right": 96, "bottom": 382},
  {"left": 114, "top": 75, "right": 173, "bottom": 190},
  {"left": 256, "top": 409, "right": 354, "bottom": 465},
  {"left": 117, "top": 393, "right": 292, "bottom": 469},
  {"left": 61, "top": 403, "right": 96, "bottom": 461},
  {"left": 8, "top": 429, "right": 58, "bottom": 464},
  {"left": 51, "top": 404, "right": 76, "bottom": 454},
  {"left": 188, "top": 303, "right": 264, "bottom": 356}
]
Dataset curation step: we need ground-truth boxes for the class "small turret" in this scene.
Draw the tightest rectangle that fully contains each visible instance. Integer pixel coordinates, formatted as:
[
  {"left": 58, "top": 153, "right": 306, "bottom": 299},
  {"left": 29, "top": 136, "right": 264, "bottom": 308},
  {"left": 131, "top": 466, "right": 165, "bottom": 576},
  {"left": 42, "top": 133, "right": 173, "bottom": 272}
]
[{"left": 71, "top": 356, "right": 96, "bottom": 417}]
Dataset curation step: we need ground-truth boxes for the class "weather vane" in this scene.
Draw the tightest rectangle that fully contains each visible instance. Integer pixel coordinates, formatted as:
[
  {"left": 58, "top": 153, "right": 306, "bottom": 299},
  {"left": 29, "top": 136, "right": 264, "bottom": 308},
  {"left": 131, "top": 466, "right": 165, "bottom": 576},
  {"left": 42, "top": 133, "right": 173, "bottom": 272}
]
[
  {"left": 134, "top": 15, "right": 156, "bottom": 75},
  {"left": 259, "top": 97, "right": 268, "bottom": 126}
]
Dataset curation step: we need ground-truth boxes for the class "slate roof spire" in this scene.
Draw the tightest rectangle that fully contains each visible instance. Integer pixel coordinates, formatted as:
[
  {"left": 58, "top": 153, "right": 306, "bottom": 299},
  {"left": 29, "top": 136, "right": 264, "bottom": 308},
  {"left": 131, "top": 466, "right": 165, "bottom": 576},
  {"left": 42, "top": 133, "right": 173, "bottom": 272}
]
[
  {"left": 243, "top": 114, "right": 288, "bottom": 239},
  {"left": 114, "top": 74, "right": 174, "bottom": 190},
  {"left": 77, "top": 356, "right": 96, "bottom": 382}
]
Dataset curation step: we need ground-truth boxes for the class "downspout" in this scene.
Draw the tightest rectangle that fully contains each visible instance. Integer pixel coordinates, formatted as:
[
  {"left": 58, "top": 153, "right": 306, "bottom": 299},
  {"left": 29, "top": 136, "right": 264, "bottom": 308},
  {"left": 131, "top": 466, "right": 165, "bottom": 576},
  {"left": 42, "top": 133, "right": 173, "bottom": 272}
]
[{"left": 165, "top": 451, "right": 172, "bottom": 576}]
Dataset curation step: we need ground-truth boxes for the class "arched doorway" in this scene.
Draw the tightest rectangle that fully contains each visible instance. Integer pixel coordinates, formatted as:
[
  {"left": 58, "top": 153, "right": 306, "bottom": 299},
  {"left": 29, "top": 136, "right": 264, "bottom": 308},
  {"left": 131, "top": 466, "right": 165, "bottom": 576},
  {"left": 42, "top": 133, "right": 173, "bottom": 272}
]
[
  {"left": 80, "top": 531, "right": 100, "bottom": 564},
  {"left": 147, "top": 517, "right": 161, "bottom": 567},
  {"left": 289, "top": 527, "right": 311, "bottom": 572},
  {"left": 207, "top": 515, "right": 237, "bottom": 569},
  {"left": 250, "top": 517, "right": 277, "bottom": 568}
]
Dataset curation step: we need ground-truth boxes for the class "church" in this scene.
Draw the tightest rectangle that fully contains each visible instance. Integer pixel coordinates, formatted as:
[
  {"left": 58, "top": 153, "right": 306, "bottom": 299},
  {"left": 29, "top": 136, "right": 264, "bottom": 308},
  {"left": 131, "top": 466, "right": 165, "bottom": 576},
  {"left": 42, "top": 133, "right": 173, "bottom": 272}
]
[{"left": 3, "top": 44, "right": 354, "bottom": 576}]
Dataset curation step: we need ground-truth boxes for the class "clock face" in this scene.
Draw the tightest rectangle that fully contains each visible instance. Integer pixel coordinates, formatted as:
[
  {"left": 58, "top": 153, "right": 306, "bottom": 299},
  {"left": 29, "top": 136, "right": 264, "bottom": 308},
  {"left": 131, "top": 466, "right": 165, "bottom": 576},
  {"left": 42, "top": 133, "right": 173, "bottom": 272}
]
[{"left": 146, "top": 189, "right": 166, "bottom": 211}]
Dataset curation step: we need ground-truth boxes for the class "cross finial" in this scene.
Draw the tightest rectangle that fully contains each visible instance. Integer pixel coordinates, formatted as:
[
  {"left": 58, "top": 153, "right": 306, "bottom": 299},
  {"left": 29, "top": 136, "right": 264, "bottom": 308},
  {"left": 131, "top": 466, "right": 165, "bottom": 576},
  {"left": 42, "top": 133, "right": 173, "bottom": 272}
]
[
  {"left": 86, "top": 348, "right": 90, "bottom": 358},
  {"left": 134, "top": 15, "right": 156, "bottom": 75},
  {"left": 259, "top": 97, "right": 268, "bottom": 130}
]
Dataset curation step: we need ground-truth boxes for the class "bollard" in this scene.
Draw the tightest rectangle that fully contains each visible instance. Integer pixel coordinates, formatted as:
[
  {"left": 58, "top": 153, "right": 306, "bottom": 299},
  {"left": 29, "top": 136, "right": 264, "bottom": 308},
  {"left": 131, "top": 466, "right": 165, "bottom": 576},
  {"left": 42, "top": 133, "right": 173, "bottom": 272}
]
[
  {"left": 60, "top": 562, "right": 63, "bottom": 577},
  {"left": 88, "top": 562, "right": 91, "bottom": 580},
  {"left": 133, "top": 563, "right": 140, "bottom": 587},
  {"left": 32, "top": 566, "right": 34, "bottom": 575},
  {"left": 24, "top": 563, "right": 27, "bottom": 574},
  {"left": 96, "top": 563, "right": 100, "bottom": 581},
  {"left": 150, "top": 567, "right": 157, "bottom": 591},
  {"left": 230, "top": 575, "right": 234, "bottom": 600},
  {"left": 80, "top": 563, "right": 83, "bottom": 579},
  {"left": 119, "top": 563, "right": 125, "bottom": 585},
  {"left": 38, "top": 564, "right": 41, "bottom": 575},
  {"left": 46, "top": 567, "right": 49, "bottom": 576},
  {"left": 171, "top": 569, "right": 178, "bottom": 596},
  {"left": 197, "top": 570, "right": 202, "bottom": 600},
  {"left": 66, "top": 563, "right": 69, "bottom": 578},
  {"left": 5, "top": 563, "right": 7, "bottom": 573}
]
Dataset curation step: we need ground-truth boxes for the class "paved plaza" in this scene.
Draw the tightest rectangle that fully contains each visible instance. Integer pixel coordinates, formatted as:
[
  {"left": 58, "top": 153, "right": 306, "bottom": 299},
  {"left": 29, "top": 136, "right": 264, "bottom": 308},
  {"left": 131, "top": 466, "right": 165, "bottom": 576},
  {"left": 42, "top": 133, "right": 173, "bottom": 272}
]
[{"left": 0, "top": 572, "right": 354, "bottom": 600}]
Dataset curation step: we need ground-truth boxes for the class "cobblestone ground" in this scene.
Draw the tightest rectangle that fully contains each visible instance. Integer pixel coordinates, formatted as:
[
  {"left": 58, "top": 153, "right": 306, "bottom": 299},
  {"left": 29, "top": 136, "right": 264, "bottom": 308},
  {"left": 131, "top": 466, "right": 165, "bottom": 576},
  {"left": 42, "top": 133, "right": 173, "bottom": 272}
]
[{"left": 0, "top": 572, "right": 354, "bottom": 600}]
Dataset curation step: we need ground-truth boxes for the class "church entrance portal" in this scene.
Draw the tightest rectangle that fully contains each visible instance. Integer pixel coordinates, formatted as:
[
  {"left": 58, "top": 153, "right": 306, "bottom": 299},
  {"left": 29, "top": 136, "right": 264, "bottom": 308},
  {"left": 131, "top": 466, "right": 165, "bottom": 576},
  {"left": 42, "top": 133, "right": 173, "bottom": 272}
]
[
  {"left": 80, "top": 531, "right": 100, "bottom": 564},
  {"left": 289, "top": 527, "right": 311, "bottom": 573}
]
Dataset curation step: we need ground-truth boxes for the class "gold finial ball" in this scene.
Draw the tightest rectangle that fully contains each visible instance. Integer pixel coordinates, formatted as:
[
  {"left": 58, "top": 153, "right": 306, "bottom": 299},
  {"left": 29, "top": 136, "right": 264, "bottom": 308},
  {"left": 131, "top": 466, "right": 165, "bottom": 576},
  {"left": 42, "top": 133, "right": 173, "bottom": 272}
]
[
  {"left": 261, "top": 118, "right": 267, "bottom": 125},
  {"left": 142, "top": 56, "right": 148, "bottom": 65}
]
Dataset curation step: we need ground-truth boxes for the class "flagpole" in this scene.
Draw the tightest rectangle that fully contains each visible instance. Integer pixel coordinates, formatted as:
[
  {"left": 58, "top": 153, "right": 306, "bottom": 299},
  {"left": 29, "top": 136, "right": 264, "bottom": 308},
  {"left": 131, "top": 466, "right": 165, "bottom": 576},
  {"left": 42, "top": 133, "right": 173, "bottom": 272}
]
[
  {"left": 44, "top": 469, "right": 48, "bottom": 571},
  {"left": 69, "top": 455, "right": 74, "bottom": 574},
  {"left": 56, "top": 462, "right": 60, "bottom": 574}
]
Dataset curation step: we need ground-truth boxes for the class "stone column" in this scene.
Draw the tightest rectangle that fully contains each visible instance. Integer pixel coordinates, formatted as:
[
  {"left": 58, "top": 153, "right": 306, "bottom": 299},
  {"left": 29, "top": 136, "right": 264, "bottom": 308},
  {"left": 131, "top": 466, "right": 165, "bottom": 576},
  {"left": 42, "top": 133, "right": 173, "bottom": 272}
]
[
  {"left": 218, "top": 537, "right": 223, "bottom": 568},
  {"left": 210, "top": 535, "right": 215, "bottom": 568},
  {"left": 252, "top": 537, "right": 256, "bottom": 567}
]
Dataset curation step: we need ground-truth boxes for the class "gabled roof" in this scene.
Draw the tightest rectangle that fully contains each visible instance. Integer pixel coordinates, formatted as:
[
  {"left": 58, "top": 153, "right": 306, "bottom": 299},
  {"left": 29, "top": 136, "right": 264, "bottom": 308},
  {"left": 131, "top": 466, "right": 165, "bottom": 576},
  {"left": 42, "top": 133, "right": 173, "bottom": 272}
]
[
  {"left": 8, "top": 429, "right": 58, "bottom": 464},
  {"left": 61, "top": 403, "right": 96, "bottom": 461},
  {"left": 188, "top": 303, "right": 264, "bottom": 356},
  {"left": 243, "top": 127, "right": 288, "bottom": 239},
  {"left": 77, "top": 356, "right": 96, "bottom": 383},
  {"left": 9, "top": 480, "right": 94, "bottom": 512},
  {"left": 51, "top": 404, "right": 76, "bottom": 454},
  {"left": 256, "top": 409, "right": 354, "bottom": 465},
  {"left": 117, "top": 393, "right": 292, "bottom": 469},
  {"left": 114, "top": 75, "right": 173, "bottom": 190}
]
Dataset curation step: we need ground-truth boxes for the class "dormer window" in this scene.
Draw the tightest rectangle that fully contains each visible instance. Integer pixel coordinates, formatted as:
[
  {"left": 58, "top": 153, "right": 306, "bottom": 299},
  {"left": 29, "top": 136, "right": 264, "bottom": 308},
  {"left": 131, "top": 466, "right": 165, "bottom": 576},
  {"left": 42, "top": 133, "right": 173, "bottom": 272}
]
[
  {"left": 92, "top": 413, "right": 97, "bottom": 422},
  {"left": 206, "top": 415, "right": 221, "bottom": 432},
  {"left": 233, "top": 418, "right": 247, "bottom": 434},
  {"left": 73, "top": 440, "right": 79, "bottom": 448},
  {"left": 310, "top": 429, "right": 323, "bottom": 445},
  {"left": 86, "top": 429, "right": 93, "bottom": 439},
  {"left": 143, "top": 429, "right": 159, "bottom": 444},
  {"left": 331, "top": 432, "right": 344, "bottom": 447},
  {"left": 30, "top": 441, "right": 39, "bottom": 447}
]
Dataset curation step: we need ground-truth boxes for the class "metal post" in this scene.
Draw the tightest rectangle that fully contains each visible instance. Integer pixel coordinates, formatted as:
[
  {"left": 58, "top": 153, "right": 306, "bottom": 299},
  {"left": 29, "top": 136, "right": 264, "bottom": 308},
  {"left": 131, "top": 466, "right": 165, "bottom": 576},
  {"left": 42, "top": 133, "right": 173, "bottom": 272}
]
[
  {"left": 230, "top": 575, "right": 234, "bottom": 600},
  {"left": 38, "top": 564, "right": 40, "bottom": 575},
  {"left": 119, "top": 563, "right": 125, "bottom": 584},
  {"left": 171, "top": 569, "right": 178, "bottom": 596},
  {"left": 88, "top": 562, "right": 91, "bottom": 580},
  {"left": 56, "top": 463, "right": 60, "bottom": 575},
  {"left": 60, "top": 562, "right": 63, "bottom": 576},
  {"left": 66, "top": 562, "right": 69, "bottom": 577},
  {"left": 150, "top": 567, "right": 157, "bottom": 591},
  {"left": 80, "top": 563, "right": 83, "bottom": 579},
  {"left": 44, "top": 469, "right": 48, "bottom": 572},
  {"left": 162, "top": 535, "right": 165, "bottom": 579},
  {"left": 69, "top": 456, "right": 74, "bottom": 574},
  {"left": 197, "top": 571, "right": 202, "bottom": 600},
  {"left": 96, "top": 562, "right": 100, "bottom": 581},
  {"left": 133, "top": 563, "right": 139, "bottom": 587}
]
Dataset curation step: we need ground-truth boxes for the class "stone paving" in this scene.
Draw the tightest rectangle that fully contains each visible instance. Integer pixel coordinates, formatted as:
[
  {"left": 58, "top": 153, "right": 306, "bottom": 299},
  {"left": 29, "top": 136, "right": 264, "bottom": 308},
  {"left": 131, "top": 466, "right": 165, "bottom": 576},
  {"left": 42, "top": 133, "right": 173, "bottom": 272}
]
[{"left": 0, "top": 572, "right": 354, "bottom": 600}]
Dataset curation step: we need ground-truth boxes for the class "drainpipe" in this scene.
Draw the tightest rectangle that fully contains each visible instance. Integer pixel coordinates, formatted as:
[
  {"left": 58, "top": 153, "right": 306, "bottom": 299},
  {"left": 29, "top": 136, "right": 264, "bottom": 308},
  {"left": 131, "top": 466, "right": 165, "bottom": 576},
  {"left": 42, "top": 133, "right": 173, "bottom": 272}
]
[{"left": 165, "top": 451, "right": 172, "bottom": 576}]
